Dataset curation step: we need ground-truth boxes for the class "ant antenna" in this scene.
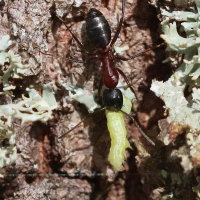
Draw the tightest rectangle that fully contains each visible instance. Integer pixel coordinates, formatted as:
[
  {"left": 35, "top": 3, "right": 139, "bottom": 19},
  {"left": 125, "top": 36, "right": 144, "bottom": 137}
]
[
  {"left": 119, "top": 109, "right": 155, "bottom": 146},
  {"left": 59, "top": 107, "right": 106, "bottom": 139}
]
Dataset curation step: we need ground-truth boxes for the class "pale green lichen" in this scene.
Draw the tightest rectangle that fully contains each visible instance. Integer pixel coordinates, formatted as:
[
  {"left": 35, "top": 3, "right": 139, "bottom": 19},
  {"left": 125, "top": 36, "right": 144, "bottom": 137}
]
[
  {"left": 114, "top": 45, "right": 129, "bottom": 54},
  {"left": 160, "top": 0, "right": 200, "bottom": 88},
  {"left": 0, "top": 35, "right": 57, "bottom": 171},
  {"left": 26, "top": 83, "right": 57, "bottom": 112},
  {"left": 150, "top": 0, "right": 200, "bottom": 177},
  {"left": 0, "top": 35, "right": 12, "bottom": 51},
  {"left": 61, "top": 82, "right": 100, "bottom": 113},
  {"left": 0, "top": 35, "right": 32, "bottom": 92},
  {"left": 0, "top": 84, "right": 56, "bottom": 171},
  {"left": 151, "top": 0, "right": 200, "bottom": 142},
  {"left": 0, "top": 121, "right": 17, "bottom": 171},
  {"left": 0, "top": 35, "right": 57, "bottom": 125},
  {"left": 151, "top": 78, "right": 200, "bottom": 145},
  {"left": 0, "top": 84, "right": 57, "bottom": 126}
]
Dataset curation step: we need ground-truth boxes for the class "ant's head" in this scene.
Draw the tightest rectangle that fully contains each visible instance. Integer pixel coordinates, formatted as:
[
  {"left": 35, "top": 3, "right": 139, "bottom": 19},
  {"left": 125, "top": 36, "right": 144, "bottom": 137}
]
[
  {"left": 102, "top": 89, "right": 123, "bottom": 111},
  {"left": 86, "top": 8, "right": 103, "bottom": 20}
]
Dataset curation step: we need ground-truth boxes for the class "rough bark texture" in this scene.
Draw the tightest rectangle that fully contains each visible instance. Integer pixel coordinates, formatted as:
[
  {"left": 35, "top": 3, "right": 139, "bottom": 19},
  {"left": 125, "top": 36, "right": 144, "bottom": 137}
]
[{"left": 1, "top": 0, "right": 193, "bottom": 199}]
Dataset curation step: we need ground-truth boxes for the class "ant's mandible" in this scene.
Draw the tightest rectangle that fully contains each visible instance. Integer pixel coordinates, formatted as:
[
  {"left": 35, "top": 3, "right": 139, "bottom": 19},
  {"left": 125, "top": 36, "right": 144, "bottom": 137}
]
[{"left": 41, "top": 0, "right": 163, "bottom": 99}]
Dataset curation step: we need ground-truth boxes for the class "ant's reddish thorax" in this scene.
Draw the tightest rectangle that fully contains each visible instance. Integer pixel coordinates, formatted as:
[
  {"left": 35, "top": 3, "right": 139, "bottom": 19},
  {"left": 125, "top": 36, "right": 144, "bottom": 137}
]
[{"left": 101, "top": 52, "right": 119, "bottom": 89}]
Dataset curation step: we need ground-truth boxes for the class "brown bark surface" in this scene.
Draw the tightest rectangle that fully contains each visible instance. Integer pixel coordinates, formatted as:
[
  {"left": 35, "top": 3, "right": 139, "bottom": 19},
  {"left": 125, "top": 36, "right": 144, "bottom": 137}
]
[{"left": 2, "top": 0, "right": 193, "bottom": 199}]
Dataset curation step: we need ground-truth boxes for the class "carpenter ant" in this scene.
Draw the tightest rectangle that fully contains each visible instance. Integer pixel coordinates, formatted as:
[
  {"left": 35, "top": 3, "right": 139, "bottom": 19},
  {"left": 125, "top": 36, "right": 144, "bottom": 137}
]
[
  {"left": 59, "top": 88, "right": 155, "bottom": 146},
  {"left": 40, "top": 0, "right": 164, "bottom": 99}
]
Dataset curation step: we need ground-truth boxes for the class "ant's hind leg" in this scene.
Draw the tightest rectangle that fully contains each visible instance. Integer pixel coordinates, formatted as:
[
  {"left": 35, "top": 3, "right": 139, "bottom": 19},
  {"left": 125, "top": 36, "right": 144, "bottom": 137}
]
[
  {"left": 54, "top": 11, "right": 97, "bottom": 55},
  {"left": 116, "top": 68, "right": 139, "bottom": 101},
  {"left": 109, "top": 0, "right": 125, "bottom": 47},
  {"left": 52, "top": 10, "right": 85, "bottom": 52}
]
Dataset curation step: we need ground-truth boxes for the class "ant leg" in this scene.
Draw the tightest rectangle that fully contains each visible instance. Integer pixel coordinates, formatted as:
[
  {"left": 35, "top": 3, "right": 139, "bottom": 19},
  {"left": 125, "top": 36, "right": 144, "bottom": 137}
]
[
  {"left": 62, "top": 22, "right": 97, "bottom": 55},
  {"left": 116, "top": 42, "right": 165, "bottom": 61},
  {"left": 116, "top": 68, "right": 139, "bottom": 101},
  {"left": 59, "top": 107, "right": 106, "bottom": 138},
  {"left": 109, "top": 0, "right": 125, "bottom": 47},
  {"left": 39, "top": 51, "right": 100, "bottom": 64},
  {"left": 98, "top": 77, "right": 103, "bottom": 99},
  {"left": 54, "top": 12, "right": 97, "bottom": 55}
]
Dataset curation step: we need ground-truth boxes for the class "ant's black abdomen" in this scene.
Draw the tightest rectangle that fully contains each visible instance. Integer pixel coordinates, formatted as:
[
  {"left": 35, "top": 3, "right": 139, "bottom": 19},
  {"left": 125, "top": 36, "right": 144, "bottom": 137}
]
[{"left": 86, "top": 8, "right": 111, "bottom": 49}]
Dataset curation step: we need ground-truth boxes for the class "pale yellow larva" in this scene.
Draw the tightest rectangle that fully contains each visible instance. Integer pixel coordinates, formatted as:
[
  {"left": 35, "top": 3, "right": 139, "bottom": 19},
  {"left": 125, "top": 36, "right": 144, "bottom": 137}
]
[{"left": 105, "top": 94, "right": 132, "bottom": 171}]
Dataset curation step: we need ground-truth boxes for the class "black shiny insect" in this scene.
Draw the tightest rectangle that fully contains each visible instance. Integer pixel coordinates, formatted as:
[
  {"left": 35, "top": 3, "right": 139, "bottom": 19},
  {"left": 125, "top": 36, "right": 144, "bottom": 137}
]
[{"left": 41, "top": 0, "right": 162, "bottom": 99}]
